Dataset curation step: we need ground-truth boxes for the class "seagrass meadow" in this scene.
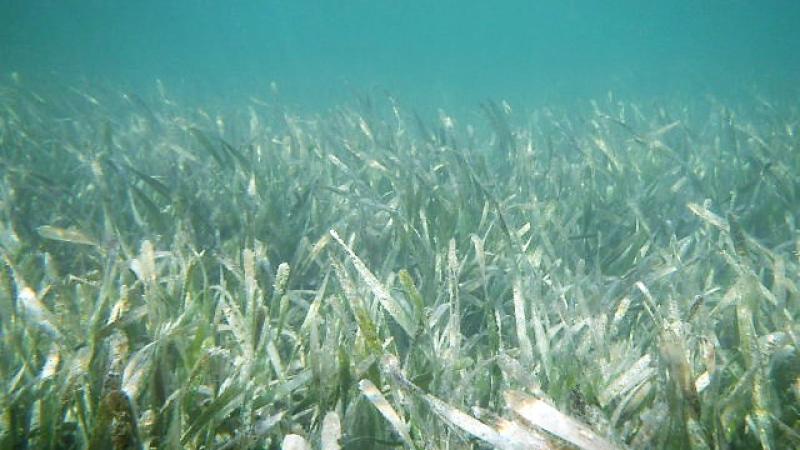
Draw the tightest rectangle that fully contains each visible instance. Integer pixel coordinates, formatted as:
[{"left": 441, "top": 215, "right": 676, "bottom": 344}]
[{"left": 1, "top": 77, "right": 799, "bottom": 450}]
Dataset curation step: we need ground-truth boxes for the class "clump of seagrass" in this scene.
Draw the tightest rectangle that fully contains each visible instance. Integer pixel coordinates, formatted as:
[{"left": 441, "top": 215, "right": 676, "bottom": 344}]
[{"left": 0, "top": 76, "right": 798, "bottom": 450}]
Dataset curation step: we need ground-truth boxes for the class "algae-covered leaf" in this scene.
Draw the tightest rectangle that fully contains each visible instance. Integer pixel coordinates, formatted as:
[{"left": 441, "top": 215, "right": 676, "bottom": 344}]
[
  {"left": 650, "top": 120, "right": 681, "bottom": 137},
  {"left": 130, "top": 240, "right": 157, "bottom": 286},
  {"left": 686, "top": 202, "right": 728, "bottom": 232},
  {"left": 18, "top": 286, "right": 62, "bottom": 339},
  {"left": 320, "top": 411, "right": 342, "bottom": 450},
  {"left": 512, "top": 277, "right": 533, "bottom": 365},
  {"left": 330, "top": 229, "right": 416, "bottom": 337},
  {"left": 332, "top": 259, "right": 382, "bottom": 354},
  {"left": 359, "top": 379, "right": 413, "bottom": 446},
  {"left": 381, "top": 355, "right": 520, "bottom": 449},
  {"left": 37, "top": 344, "right": 61, "bottom": 382},
  {"left": 599, "top": 354, "right": 654, "bottom": 407},
  {"left": 253, "top": 411, "right": 285, "bottom": 437},
  {"left": 446, "top": 238, "right": 461, "bottom": 361},
  {"left": 281, "top": 434, "right": 311, "bottom": 450},
  {"left": 592, "top": 136, "right": 623, "bottom": 172},
  {"left": 726, "top": 212, "right": 750, "bottom": 259},
  {"left": 420, "top": 388, "right": 518, "bottom": 449},
  {"left": 529, "top": 292, "right": 551, "bottom": 381},
  {"left": 182, "top": 384, "right": 244, "bottom": 445},
  {"left": 37, "top": 225, "right": 97, "bottom": 246},
  {"left": 398, "top": 269, "right": 425, "bottom": 328},
  {"left": 505, "top": 390, "right": 620, "bottom": 450},
  {"left": 494, "top": 418, "right": 553, "bottom": 449},
  {"left": 121, "top": 341, "right": 156, "bottom": 401}
]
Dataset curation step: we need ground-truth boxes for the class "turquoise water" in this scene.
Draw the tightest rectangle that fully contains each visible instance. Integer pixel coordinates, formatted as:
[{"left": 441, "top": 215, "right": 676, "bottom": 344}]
[
  {"left": 2, "top": 1, "right": 799, "bottom": 110},
  {"left": 3, "top": 3, "right": 800, "bottom": 449}
]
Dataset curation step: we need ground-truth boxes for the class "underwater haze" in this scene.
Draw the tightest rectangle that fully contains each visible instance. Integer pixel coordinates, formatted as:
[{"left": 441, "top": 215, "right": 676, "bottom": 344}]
[
  {"left": 2, "top": 0, "right": 800, "bottom": 109},
  {"left": 3, "top": 2, "right": 800, "bottom": 450}
]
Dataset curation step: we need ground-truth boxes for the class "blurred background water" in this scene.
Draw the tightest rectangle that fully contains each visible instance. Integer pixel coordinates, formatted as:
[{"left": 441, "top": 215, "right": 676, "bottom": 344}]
[{"left": 2, "top": 0, "right": 799, "bottom": 112}]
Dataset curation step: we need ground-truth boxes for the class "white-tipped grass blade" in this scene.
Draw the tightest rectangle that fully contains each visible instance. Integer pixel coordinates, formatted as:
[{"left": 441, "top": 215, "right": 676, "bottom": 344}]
[
  {"left": 505, "top": 391, "right": 620, "bottom": 450},
  {"left": 281, "top": 434, "right": 310, "bottom": 450},
  {"left": 320, "top": 411, "right": 342, "bottom": 450},
  {"left": 358, "top": 379, "right": 413, "bottom": 446},
  {"left": 330, "top": 229, "right": 416, "bottom": 337}
]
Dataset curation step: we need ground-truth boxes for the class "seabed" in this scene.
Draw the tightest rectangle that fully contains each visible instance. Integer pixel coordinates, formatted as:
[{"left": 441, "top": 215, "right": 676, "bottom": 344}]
[{"left": 1, "top": 78, "right": 799, "bottom": 449}]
